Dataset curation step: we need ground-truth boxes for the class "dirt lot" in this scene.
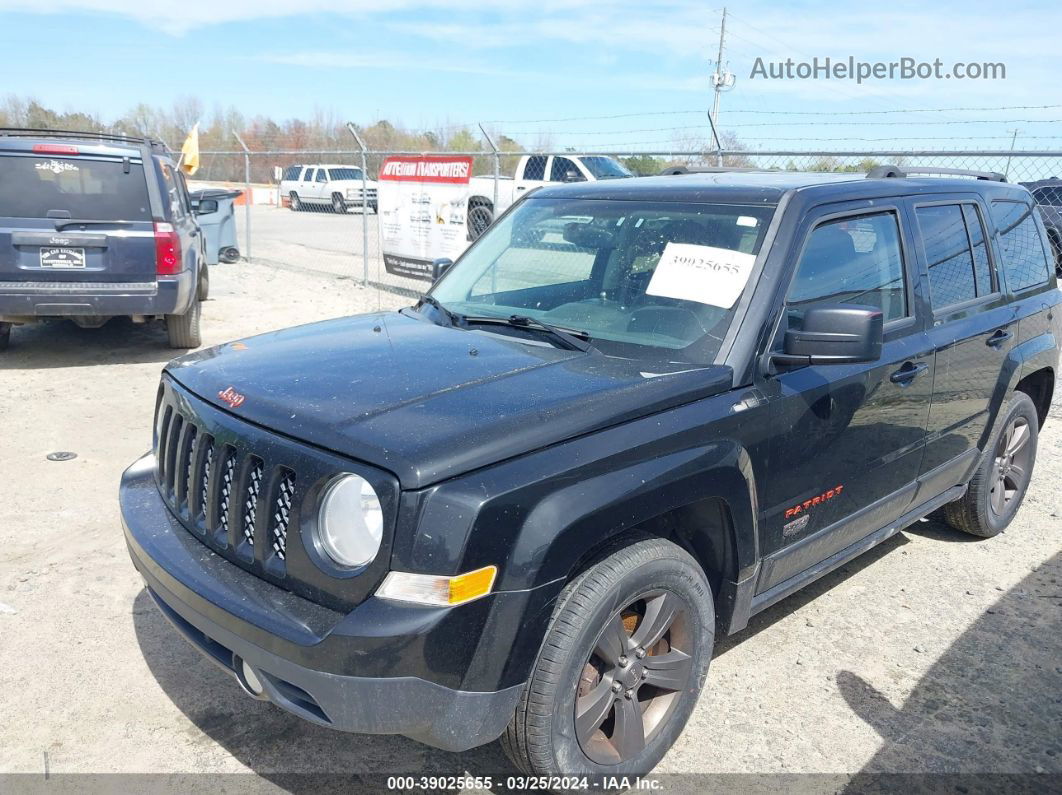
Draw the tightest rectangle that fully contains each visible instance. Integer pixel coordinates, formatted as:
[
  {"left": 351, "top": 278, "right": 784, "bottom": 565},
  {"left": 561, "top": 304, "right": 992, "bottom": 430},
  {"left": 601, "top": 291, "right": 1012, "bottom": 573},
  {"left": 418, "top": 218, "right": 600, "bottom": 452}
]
[{"left": 0, "top": 258, "right": 1059, "bottom": 791}]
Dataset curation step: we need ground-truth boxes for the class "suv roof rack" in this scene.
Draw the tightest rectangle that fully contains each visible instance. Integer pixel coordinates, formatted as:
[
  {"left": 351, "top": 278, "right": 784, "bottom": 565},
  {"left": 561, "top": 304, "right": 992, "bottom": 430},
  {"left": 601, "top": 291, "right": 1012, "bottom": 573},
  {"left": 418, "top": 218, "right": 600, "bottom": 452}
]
[
  {"left": 0, "top": 127, "right": 165, "bottom": 151},
  {"left": 659, "top": 165, "right": 761, "bottom": 176},
  {"left": 867, "top": 164, "right": 1006, "bottom": 182}
]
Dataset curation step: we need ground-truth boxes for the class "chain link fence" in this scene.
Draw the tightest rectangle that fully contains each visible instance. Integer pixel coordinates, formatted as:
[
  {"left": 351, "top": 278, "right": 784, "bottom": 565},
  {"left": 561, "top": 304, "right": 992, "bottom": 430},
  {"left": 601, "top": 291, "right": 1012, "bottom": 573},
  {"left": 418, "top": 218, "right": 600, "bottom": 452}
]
[{"left": 189, "top": 149, "right": 1062, "bottom": 301}]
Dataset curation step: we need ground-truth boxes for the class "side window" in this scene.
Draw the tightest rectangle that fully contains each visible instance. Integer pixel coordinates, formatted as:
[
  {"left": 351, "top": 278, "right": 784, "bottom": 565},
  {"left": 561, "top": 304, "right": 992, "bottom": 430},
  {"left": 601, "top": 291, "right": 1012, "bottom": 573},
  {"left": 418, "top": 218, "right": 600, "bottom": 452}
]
[
  {"left": 283, "top": 165, "right": 301, "bottom": 181},
  {"left": 786, "top": 212, "right": 908, "bottom": 330},
  {"left": 916, "top": 204, "right": 981, "bottom": 309},
  {"left": 161, "top": 164, "right": 185, "bottom": 219},
  {"left": 1032, "top": 186, "right": 1062, "bottom": 206},
  {"left": 523, "top": 156, "right": 547, "bottom": 181},
  {"left": 990, "top": 200, "right": 1052, "bottom": 291},
  {"left": 316, "top": 169, "right": 327, "bottom": 183},
  {"left": 550, "top": 156, "right": 584, "bottom": 183},
  {"left": 175, "top": 171, "right": 193, "bottom": 217},
  {"left": 963, "top": 204, "right": 994, "bottom": 296},
  {"left": 303, "top": 168, "right": 315, "bottom": 181}
]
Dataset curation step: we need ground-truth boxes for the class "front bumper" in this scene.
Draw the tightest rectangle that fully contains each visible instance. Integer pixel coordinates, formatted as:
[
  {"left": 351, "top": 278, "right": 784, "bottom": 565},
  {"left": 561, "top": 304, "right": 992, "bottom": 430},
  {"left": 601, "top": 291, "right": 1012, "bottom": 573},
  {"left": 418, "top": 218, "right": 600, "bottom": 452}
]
[
  {"left": 121, "top": 454, "right": 528, "bottom": 752},
  {"left": 0, "top": 274, "right": 190, "bottom": 320}
]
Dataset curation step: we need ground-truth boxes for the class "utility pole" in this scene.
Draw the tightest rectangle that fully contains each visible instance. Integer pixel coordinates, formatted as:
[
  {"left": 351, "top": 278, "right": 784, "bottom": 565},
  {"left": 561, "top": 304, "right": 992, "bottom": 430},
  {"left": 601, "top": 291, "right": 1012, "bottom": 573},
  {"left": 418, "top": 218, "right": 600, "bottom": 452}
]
[
  {"left": 1005, "top": 128, "right": 1020, "bottom": 178},
  {"left": 709, "top": 7, "right": 735, "bottom": 165}
]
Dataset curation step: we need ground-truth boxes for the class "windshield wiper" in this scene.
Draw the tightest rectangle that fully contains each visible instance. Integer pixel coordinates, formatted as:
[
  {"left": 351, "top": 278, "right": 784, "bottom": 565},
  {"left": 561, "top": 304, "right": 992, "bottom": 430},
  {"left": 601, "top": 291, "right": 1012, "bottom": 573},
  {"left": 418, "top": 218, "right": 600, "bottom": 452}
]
[
  {"left": 53, "top": 219, "right": 135, "bottom": 230},
  {"left": 462, "top": 313, "right": 596, "bottom": 353},
  {"left": 415, "top": 294, "right": 462, "bottom": 327}
]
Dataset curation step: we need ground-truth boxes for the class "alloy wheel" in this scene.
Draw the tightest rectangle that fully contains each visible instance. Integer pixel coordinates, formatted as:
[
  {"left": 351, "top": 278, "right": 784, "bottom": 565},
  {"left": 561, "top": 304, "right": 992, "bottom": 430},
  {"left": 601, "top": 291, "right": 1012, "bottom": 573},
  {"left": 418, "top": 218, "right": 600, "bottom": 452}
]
[
  {"left": 575, "top": 591, "right": 692, "bottom": 765},
  {"left": 990, "top": 415, "right": 1033, "bottom": 517}
]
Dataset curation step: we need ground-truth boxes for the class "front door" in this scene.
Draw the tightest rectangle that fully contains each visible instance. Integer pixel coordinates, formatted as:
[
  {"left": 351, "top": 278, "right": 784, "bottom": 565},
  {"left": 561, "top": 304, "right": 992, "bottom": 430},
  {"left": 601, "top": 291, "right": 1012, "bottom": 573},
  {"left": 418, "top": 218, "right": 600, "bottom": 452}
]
[{"left": 757, "top": 202, "right": 933, "bottom": 594}]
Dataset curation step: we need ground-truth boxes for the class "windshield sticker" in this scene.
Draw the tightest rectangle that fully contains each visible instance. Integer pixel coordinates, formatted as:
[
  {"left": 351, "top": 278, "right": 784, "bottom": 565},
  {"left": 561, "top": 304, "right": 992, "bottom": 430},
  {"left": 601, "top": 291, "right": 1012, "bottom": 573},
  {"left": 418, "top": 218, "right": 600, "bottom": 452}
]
[
  {"left": 736, "top": 215, "right": 759, "bottom": 227},
  {"left": 36, "top": 160, "right": 79, "bottom": 174},
  {"left": 645, "top": 242, "right": 756, "bottom": 309}
]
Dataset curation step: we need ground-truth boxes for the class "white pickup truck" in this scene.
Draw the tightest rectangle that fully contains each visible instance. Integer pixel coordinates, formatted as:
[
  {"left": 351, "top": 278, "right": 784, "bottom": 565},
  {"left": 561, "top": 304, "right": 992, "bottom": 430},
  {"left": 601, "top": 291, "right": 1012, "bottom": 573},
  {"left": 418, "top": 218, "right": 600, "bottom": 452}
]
[{"left": 466, "top": 154, "right": 632, "bottom": 239}]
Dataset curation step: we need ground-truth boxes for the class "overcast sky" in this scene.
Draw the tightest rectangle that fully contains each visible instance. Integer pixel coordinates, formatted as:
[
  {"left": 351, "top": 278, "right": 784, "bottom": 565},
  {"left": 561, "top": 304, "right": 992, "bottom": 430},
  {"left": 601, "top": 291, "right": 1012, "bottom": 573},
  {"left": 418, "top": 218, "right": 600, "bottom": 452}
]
[{"left": 1, "top": 0, "right": 1059, "bottom": 151}]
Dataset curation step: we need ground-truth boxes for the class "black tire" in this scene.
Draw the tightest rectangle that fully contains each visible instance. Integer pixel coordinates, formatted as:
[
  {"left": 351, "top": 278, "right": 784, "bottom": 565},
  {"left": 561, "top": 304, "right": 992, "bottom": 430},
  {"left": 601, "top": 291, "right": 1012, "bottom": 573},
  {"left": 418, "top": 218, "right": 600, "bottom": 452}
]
[
  {"left": 197, "top": 266, "right": 210, "bottom": 301},
  {"left": 502, "top": 536, "right": 713, "bottom": 782},
  {"left": 289, "top": 192, "right": 301, "bottom": 212},
  {"left": 0, "top": 321, "right": 10, "bottom": 351},
  {"left": 332, "top": 193, "right": 347, "bottom": 214},
  {"left": 467, "top": 203, "right": 493, "bottom": 241},
  {"left": 219, "top": 247, "right": 240, "bottom": 264},
  {"left": 166, "top": 299, "right": 202, "bottom": 349},
  {"left": 942, "top": 391, "right": 1039, "bottom": 537}
]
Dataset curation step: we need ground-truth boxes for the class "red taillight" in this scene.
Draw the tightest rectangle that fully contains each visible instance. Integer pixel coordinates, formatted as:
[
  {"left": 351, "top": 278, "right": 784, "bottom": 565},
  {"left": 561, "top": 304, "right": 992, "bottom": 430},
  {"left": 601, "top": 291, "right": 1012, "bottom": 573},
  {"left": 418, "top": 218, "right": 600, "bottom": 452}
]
[
  {"left": 154, "top": 222, "right": 181, "bottom": 275},
  {"left": 33, "top": 144, "right": 79, "bottom": 155}
]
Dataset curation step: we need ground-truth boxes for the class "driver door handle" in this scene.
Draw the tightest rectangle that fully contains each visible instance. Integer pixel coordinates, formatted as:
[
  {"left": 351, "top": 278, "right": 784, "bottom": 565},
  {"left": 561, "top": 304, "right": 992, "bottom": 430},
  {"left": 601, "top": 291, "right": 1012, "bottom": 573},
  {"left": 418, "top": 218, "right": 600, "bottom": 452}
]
[
  {"left": 890, "top": 361, "right": 929, "bottom": 385},
  {"left": 986, "top": 329, "right": 1013, "bottom": 348}
]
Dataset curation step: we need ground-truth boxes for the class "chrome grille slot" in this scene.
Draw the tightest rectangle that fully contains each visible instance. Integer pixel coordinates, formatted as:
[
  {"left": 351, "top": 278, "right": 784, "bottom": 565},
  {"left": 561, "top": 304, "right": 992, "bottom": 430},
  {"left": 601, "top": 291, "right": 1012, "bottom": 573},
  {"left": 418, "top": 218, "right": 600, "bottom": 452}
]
[
  {"left": 271, "top": 471, "right": 295, "bottom": 562},
  {"left": 217, "top": 447, "right": 237, "bottom": 541},
  {"left": 242, "top": 457, "right": 264, "bottom": 548}
]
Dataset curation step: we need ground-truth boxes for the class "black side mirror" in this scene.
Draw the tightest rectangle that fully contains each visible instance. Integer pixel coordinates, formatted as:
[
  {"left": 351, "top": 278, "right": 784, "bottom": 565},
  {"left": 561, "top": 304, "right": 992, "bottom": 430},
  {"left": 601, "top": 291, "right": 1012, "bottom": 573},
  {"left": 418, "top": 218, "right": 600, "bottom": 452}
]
[
  {"left": 194, "top": 199, "right": 218, "bottom": 215},
  {"left": 563, "top": 170, "right": 584, "bottom": 183},
  {"left": 776, "top": 305, "right": 883, "bottom": 367},
  {"left": 431, "top": 258, "right": 454, "bottom": 283}
]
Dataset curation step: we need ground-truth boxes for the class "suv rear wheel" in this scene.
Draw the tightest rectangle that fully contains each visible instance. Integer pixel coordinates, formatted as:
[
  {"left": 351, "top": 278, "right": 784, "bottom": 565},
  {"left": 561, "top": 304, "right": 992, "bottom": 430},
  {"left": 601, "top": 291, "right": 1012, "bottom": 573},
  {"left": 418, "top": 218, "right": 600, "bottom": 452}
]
[
  {"left": 0, "top": 321, "right": 11, "bottom": 351},
  {"left": 332, "top": 193, "right": 347, "bottom": 213},
  {"left": 943, "top": 391, "right": 1039, "bottom": 537},
  {"left": 165, "top": 298, "right": 202, "bottom": 349},
  {"left": 503, "top": 536, "right": 713, "bottom": 782}
]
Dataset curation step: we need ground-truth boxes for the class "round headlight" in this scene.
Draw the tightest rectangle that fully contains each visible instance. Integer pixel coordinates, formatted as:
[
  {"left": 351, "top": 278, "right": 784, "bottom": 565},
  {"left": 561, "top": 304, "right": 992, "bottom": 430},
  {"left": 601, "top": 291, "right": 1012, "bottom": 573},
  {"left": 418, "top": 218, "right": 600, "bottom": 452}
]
[{"left": 316, "top": 474, "right": 383, "bottom": 568}]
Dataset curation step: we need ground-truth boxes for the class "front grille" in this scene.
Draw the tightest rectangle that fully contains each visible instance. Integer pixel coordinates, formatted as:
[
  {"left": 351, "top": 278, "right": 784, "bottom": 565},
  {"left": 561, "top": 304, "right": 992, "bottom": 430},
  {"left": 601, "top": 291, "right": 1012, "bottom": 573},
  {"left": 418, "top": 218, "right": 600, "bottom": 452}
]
[
  {"left": 151, "top": 377, "right": 393, "bottom": 612},
  {"left": 157, "top": 404, "right": 293, "bottom": 573}
]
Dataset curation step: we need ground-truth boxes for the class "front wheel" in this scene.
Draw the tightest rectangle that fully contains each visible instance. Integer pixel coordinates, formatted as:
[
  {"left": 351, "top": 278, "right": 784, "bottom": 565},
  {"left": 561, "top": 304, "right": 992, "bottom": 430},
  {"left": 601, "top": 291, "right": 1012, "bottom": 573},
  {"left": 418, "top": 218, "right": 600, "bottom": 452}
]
[
  {"left": 165, "top": 298, "right": 202, "bottom": 349},
  {"left": 503, "top": 536, "right": 713, "bottom": 782},
  {"left": 942, "top": 390, "right": 1039, "bottom": 537}
]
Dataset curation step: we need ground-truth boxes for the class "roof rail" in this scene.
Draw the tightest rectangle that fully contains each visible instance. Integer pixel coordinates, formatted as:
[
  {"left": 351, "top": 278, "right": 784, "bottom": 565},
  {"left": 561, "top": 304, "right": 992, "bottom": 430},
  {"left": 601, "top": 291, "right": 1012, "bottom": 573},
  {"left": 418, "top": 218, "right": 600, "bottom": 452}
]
[
  {"left": 867, "top": 164, "right": 1007, "bottom": 182},
  {"left": 0, "top": 127, "right": 163, "bottom": 150},
  {"left": 659, "top": 165, "right": 761, "bottom": 175}
]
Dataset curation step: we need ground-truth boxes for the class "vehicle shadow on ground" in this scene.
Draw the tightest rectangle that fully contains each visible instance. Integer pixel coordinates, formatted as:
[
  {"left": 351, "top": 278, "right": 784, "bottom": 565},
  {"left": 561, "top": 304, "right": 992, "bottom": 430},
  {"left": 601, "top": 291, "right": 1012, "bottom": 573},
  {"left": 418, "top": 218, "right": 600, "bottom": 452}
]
[
  {"left": 841, "top": 550, "right": 1061, "bottom": 787},
  {"left": 0, "top": 316, "right": 187, "bottom": 370},
  {"left": 131, "top": 589, "right": 523, "bottom": 789}
]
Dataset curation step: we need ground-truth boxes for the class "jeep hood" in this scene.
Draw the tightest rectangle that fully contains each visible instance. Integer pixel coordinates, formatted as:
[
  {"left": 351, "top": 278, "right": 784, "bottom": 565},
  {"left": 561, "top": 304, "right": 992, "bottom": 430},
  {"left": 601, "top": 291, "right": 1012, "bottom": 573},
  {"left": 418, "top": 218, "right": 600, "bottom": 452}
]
[{"left": 166, "top": 312, "right": 733, "bottom": 489}]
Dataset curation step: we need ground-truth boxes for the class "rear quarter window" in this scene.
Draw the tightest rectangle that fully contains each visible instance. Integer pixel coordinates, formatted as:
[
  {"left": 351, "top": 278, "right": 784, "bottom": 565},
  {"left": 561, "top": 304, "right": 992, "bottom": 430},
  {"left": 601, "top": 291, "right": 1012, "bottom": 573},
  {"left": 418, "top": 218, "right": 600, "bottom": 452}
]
[
  {"left": 0, "top": 153, "right": 152, "bottom": 221},
  {"left": 990, "top": 200, "right": 1053, "bottom": 291}
]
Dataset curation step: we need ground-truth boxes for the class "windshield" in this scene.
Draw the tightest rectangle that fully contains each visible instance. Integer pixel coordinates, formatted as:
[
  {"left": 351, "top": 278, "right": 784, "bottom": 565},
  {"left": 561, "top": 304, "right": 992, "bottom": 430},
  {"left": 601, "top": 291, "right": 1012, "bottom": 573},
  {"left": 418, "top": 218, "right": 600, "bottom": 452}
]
[
  {"left": 579, "top": 156, "right": 633, "bottom": 180},
  {"left": 431, "top": 197, "right": 775, "bottom": 363},
  {"left": 0, "top": 153, "right": 151, "bottom": 220},
  {"left": 328, "top": 168, "right": 364, "bottom": 181}
]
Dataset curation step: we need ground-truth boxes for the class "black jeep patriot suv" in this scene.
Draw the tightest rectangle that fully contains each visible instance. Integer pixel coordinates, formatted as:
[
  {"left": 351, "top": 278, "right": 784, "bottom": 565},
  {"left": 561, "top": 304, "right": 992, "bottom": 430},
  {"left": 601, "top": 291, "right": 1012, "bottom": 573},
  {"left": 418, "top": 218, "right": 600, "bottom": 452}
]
[{"left": 121, "top": 165, "right": 1060, "bottom": 780}]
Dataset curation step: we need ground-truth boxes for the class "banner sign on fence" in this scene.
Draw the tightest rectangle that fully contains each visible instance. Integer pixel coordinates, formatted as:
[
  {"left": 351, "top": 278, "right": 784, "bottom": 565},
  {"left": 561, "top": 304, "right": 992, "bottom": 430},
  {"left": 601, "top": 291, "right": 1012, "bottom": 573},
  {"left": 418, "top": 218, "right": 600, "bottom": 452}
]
[{"left": 378, "top": 155, "right": 474, "bottom": 281}]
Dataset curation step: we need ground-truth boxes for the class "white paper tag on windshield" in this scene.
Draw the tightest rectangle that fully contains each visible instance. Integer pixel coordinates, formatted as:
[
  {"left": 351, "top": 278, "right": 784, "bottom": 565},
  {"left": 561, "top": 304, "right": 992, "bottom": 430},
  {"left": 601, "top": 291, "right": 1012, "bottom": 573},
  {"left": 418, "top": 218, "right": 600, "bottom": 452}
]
[{"left": 645, "top": 243, "right": 756, "bottom": 309}]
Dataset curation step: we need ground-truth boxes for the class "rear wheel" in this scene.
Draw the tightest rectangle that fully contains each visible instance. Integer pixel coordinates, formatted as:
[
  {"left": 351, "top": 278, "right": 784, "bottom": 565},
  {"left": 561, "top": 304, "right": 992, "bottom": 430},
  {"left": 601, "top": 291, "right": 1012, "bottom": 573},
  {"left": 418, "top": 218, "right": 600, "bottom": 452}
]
[
  {"left": 289, "top": 192, "right": 302, "bottom": 212},
  {"left": 503, "top": 536, "right": 713, "bottom": 782},
  {"left": 219, "top": 247, "right": 240, "bottom": 264},
  {"left": 467, "top": 203, "right": 493, "bottom": 241},
  {"left": 0, "top": 322, "right": 10, "bottom": 351},
  {"left": 332, "top": 193, "right": 347, "bottom": 213},
  {"left": 942, "top": 391, "right": 1039, "bottom": 537},
  {"left": 166, "top": 298, "right": 202, "bottom": 349}
]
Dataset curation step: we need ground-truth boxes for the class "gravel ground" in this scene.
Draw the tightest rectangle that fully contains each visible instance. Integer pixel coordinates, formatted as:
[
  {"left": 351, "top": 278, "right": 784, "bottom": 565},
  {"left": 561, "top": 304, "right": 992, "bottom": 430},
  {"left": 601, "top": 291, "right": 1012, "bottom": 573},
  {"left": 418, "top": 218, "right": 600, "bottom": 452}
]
[{"left": 0, "top": 258, "right": 1059, "bottom": 792}]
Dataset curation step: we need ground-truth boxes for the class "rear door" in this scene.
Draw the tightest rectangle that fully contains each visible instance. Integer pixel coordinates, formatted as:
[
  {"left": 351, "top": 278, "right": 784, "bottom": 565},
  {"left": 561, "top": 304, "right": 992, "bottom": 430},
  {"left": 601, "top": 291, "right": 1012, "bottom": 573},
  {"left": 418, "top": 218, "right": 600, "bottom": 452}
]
[
  {"left": 913, "top": 197, "right": 1017, "bottom": 498},
  {"left": 0, "top": 144, "right": 159, "bottom": 285}
]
